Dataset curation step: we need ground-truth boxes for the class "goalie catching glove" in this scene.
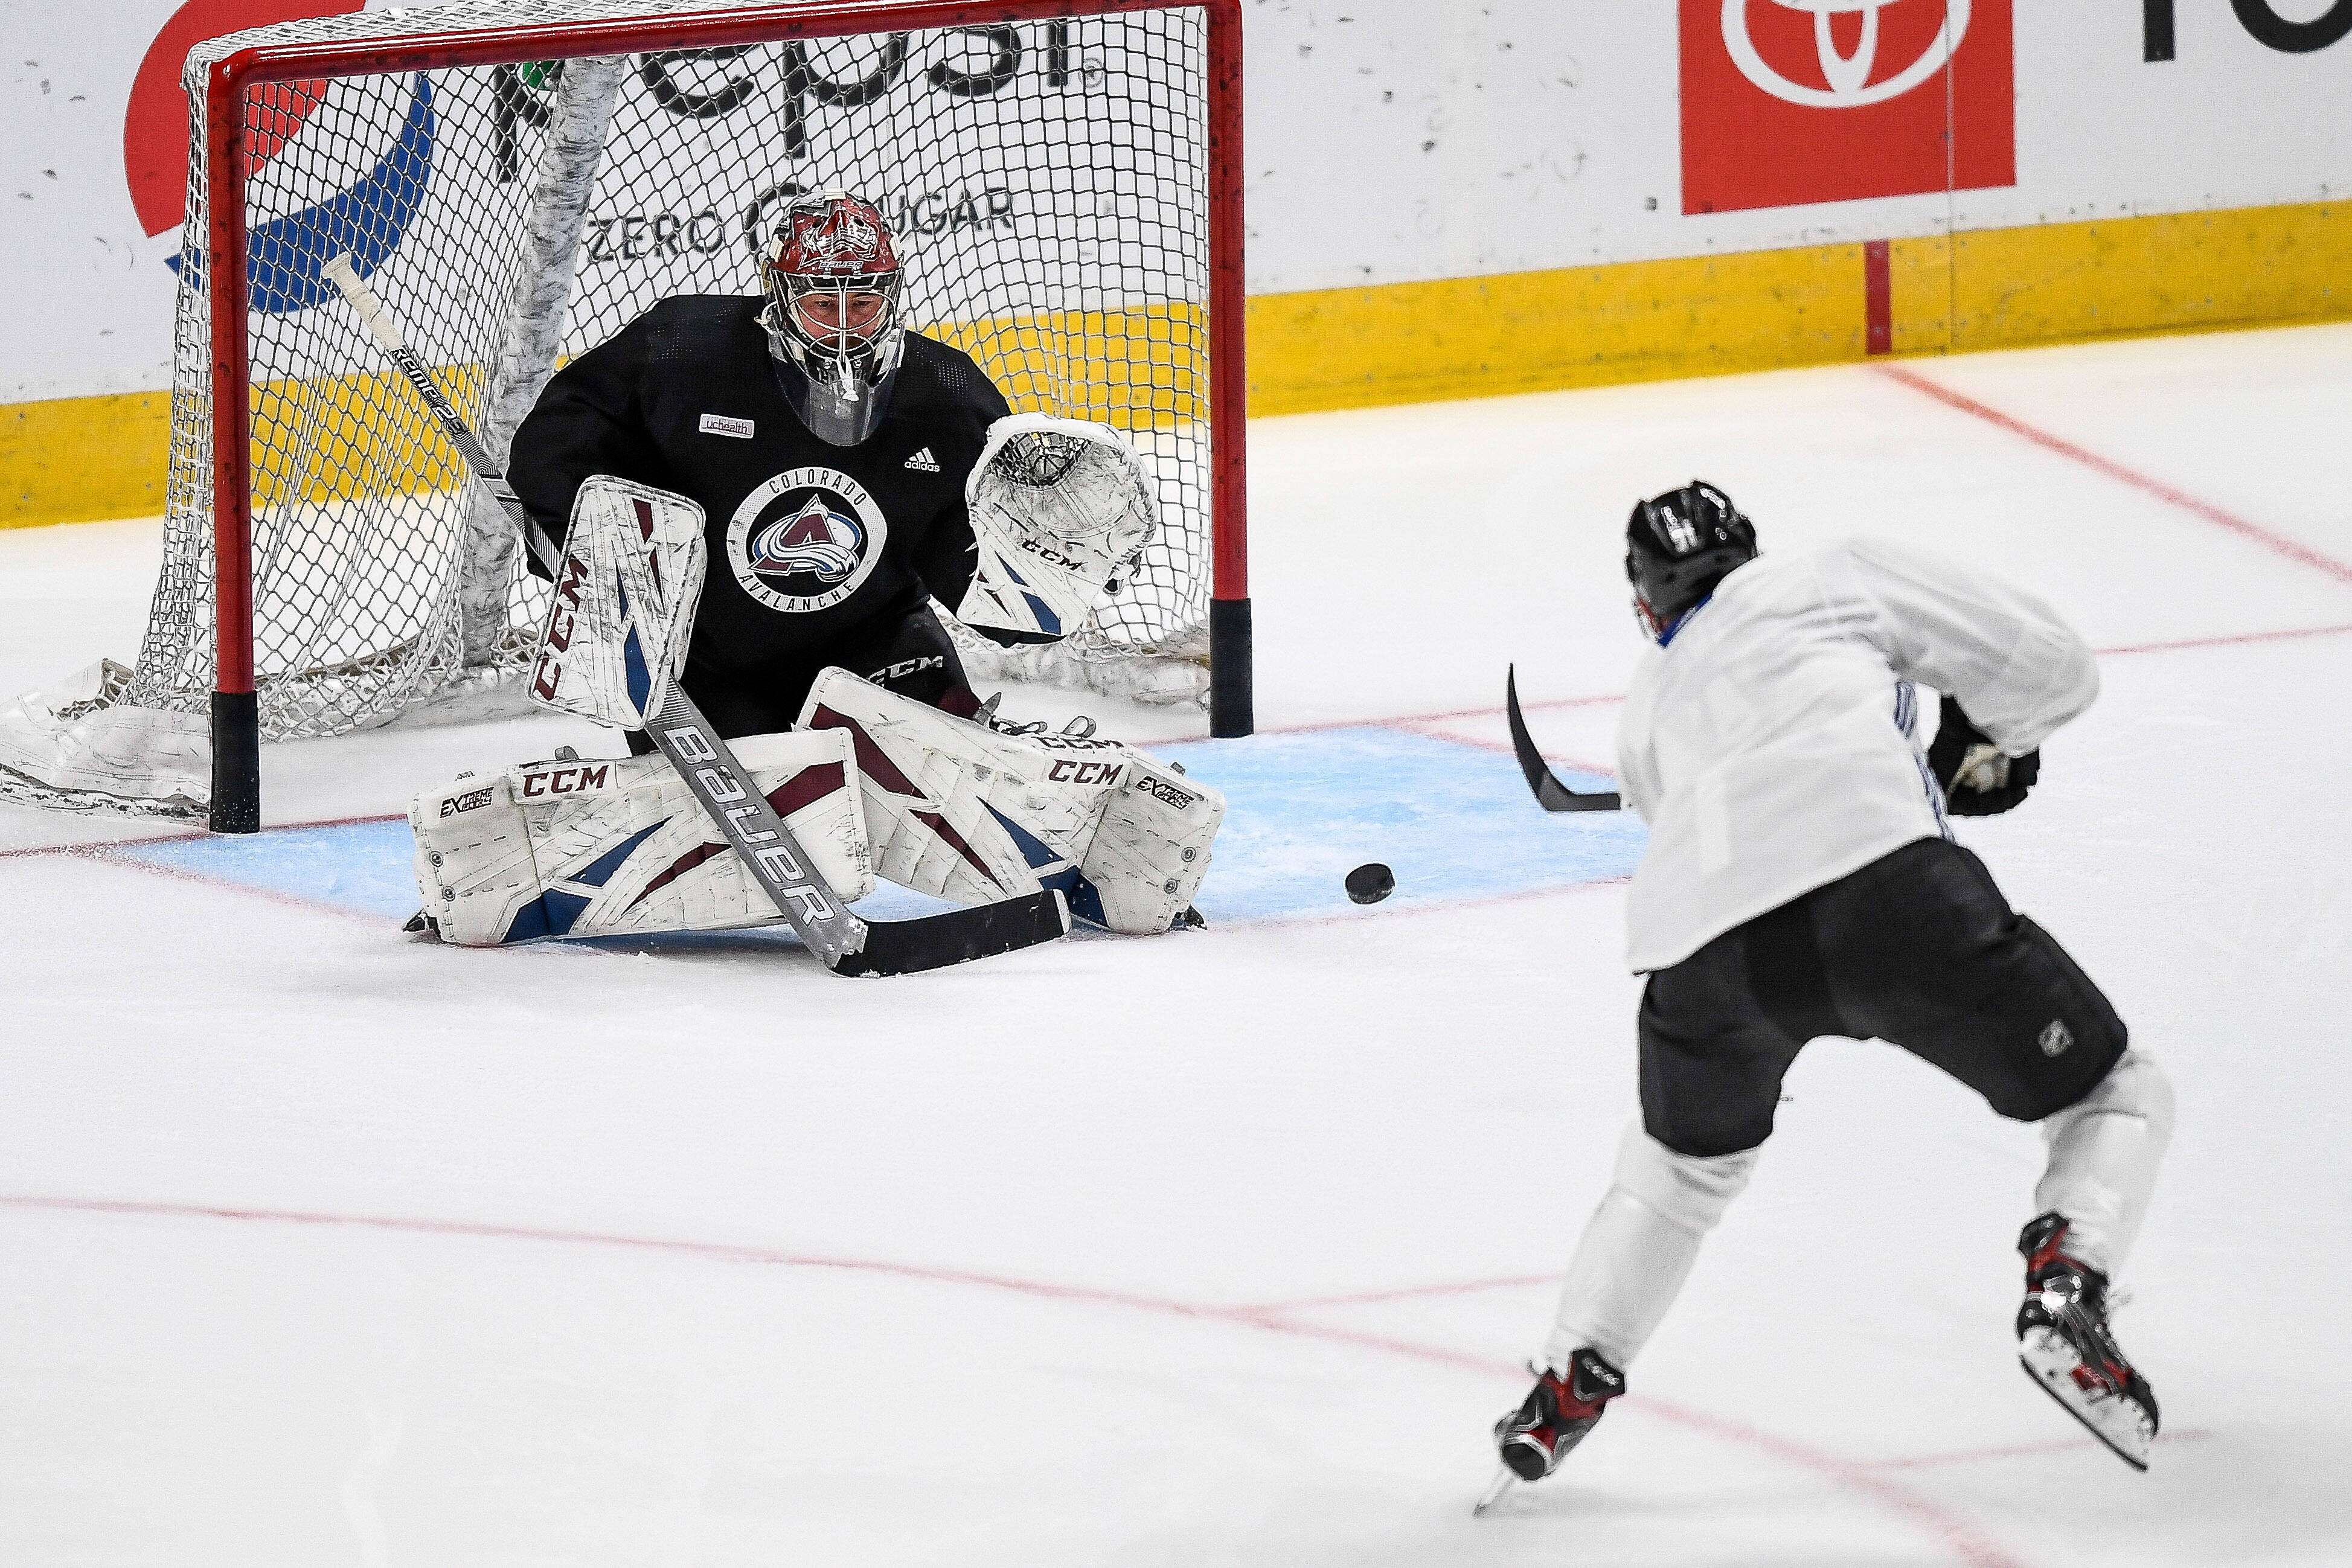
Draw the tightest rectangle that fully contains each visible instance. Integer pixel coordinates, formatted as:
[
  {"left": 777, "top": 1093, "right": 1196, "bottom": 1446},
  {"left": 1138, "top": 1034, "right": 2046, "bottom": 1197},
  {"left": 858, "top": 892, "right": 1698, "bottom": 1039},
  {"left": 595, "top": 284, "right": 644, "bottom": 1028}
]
[
  {"left": 799, "top": 668, "right": 1221, "bottom": 935},
  {"left": 957, "top": 414, "right": 1158, "bottom": 641},
  {"left": 411, "top": 734, "right": 871, "bottom": 946}
]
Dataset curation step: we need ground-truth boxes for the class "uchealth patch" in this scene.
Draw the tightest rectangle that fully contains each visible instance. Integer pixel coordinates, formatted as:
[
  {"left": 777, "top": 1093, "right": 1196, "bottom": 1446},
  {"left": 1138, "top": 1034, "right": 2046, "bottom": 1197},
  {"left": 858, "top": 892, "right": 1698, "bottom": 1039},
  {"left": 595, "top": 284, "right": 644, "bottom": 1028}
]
[
  {"left": 699, "top": 412, "right": 755, "bottom": 439},
  {"left": 727, "top": 466, "right": 889, "bottom": 613}
]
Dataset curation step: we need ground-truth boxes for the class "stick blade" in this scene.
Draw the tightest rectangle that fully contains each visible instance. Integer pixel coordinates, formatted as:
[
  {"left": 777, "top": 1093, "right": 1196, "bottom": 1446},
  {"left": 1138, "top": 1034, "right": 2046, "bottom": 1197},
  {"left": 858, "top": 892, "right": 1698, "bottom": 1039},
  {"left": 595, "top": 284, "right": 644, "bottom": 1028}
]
[
  {"left": 831, "top": 890, "right": 1071, "bottom": 978},
  {"left": 1505, "top": 665, "right": 1623, "bottom": 813}
]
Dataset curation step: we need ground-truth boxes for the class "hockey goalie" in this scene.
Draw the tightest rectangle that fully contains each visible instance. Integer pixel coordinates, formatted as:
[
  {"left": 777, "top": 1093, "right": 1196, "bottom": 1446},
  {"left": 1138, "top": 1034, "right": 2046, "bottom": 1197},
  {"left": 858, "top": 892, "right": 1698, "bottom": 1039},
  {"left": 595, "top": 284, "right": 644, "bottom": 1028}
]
[{"left": 408, "top": 191, "right": 1223, "bottom": 949}]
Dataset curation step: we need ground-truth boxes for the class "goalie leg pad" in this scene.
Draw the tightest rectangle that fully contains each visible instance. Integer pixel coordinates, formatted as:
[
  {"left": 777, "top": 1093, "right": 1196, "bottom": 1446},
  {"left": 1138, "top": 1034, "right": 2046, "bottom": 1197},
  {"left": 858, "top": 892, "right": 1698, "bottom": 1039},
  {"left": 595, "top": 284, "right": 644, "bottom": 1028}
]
[
  {"left": 1081, "top": 751, "right": 1223, "bottom": 935},
  {"left": 411, "top": 731, "right": 872, "bottom": 946},
  {"left": 798, "top": 668, "right": 1222, "bottom": 935}
]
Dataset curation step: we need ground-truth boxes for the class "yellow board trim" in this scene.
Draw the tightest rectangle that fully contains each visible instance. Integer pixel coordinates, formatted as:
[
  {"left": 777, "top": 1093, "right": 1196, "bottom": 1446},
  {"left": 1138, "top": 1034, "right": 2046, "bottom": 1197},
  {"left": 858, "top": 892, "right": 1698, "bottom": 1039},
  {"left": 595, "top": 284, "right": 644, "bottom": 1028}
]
[
  {"left": 3, "top": 391, "right": 175, "bottom": 529},
  {"left": 1247, "top": 241, "right": 1871, "bottom": 417},
  {"left": 1894, "top": 200, "right": 2350, "bottom": 353},
  {"left": 9, "top": 197, "right": 2350, "bottom": 529}
]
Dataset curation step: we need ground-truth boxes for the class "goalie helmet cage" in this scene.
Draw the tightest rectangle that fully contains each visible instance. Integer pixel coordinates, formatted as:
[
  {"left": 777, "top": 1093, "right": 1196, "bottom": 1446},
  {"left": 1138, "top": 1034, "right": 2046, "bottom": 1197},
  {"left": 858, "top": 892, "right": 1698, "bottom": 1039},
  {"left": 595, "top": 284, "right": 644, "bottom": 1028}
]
[{"left": 174, "top": 0, "right": 1249, "bottom": 834}]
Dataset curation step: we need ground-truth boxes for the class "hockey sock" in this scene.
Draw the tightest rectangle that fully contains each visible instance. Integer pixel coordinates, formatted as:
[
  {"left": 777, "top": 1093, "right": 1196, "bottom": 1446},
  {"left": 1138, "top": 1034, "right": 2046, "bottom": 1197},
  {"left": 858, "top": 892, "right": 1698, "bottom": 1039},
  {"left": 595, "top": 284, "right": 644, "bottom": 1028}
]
[
  {"left": 2033, "top": 1049, "right": 2174, "bottom": 1277},
  {"left": 1543, "top": 1124, "right": 1759, "bottom": 1372}
]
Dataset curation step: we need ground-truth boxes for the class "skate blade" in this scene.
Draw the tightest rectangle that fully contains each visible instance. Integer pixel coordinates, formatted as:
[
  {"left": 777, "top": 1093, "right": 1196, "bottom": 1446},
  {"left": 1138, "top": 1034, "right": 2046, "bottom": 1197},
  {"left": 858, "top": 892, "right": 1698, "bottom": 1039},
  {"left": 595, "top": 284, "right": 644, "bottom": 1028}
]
[
  {"left": 1472, "top": 1467, "right": 1517, "bottom": 1515},
  {"left": 2019, "top": 1335, "right": 2153, "bottom": 1471}
]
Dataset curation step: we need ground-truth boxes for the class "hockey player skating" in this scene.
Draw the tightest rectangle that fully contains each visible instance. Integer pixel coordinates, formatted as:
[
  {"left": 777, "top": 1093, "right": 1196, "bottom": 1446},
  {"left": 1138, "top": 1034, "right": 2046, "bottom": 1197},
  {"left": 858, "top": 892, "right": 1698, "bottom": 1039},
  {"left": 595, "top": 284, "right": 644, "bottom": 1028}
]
[
  {"left": 1491, "top": 483, "right": 2174, "bottom": 1499},
  {"left": 405, "top": 191, "right": 1222, "bottom": 949}
]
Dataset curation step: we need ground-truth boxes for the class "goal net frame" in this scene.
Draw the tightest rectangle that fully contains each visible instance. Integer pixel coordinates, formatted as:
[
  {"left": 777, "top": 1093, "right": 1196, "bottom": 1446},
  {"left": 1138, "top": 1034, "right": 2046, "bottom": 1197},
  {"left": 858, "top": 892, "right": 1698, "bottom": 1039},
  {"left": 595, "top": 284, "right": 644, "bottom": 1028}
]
[{"left": 189, "top": 0, "right": 1250, "bottom": 833}]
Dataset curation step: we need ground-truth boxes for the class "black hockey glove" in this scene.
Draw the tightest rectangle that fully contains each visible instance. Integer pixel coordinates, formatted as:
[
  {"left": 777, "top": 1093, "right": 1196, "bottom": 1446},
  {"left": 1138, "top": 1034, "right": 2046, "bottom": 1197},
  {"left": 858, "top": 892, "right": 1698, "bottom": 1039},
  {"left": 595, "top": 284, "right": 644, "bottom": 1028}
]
[{"left": 1927, "top": 694, "right": 2039, "bottom": 816}]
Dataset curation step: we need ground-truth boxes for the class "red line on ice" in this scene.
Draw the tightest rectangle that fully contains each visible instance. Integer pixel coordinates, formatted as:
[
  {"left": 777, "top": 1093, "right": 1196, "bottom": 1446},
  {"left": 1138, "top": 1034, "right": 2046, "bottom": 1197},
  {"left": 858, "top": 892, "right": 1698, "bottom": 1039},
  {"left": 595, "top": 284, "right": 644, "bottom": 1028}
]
[
  {"left": 2, "top": 1189, "right": 2031, "bottom": 1568},
  {"left": 1257, "top": 618, "right": 2352, "bottom": 743},
  {"left": 1877, "top": 362, "right": 2352, "bottom": 588},
  {"left": 1236, "top": 1273, "right": 1562, "bottom": 1313},
  {"left": 2092, "top": 620, "right": 2352, "bottom": 658}
]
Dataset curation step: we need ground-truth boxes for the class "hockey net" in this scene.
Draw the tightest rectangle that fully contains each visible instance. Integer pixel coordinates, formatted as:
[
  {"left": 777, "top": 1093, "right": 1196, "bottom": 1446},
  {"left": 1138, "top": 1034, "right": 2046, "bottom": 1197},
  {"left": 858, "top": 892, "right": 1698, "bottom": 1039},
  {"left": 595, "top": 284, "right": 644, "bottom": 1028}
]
[{"left": 0, "top": 0, "right": 1240, "bottom": 824}]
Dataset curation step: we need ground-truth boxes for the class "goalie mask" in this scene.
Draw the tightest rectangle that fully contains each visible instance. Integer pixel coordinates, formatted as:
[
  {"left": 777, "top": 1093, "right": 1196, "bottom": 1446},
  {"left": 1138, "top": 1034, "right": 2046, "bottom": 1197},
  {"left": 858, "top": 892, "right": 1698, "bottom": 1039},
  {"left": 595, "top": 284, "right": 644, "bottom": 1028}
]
[{"left": 759, "top": 191, "right": 906, "bottom": 447}]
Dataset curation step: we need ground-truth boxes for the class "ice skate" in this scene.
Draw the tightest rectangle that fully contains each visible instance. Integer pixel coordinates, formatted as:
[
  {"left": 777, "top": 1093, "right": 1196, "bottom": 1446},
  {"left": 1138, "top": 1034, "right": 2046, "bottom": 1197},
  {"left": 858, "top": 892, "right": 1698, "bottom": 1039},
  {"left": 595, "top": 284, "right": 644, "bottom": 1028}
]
[
  {"left": 2016, "top": 1212, "right": 2159, "bottom": 1470},
  {"left": 1493, "top": 1348, "right": 1625, "bottom": 1482}
]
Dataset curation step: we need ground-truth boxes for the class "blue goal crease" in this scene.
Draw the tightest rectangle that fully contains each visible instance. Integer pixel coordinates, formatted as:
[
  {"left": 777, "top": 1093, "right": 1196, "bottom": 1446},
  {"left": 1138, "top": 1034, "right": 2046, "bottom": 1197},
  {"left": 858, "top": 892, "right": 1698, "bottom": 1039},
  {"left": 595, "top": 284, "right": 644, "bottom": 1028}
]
[{"left": 104, "top": 726, "right": 1645, "bottom": 929}]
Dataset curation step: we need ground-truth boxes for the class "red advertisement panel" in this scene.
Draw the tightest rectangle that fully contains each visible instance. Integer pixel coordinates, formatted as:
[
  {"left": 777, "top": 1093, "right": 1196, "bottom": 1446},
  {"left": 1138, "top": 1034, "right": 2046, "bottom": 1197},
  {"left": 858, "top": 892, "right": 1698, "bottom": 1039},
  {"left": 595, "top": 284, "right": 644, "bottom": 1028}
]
[{"left": 1680, "top": 0, "right": 2015, "bottom": 215}]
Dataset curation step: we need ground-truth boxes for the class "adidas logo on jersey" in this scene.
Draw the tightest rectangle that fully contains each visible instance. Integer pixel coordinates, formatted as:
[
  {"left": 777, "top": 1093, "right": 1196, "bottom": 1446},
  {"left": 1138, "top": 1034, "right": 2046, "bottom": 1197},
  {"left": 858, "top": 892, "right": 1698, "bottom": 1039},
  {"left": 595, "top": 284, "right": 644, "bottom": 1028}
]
[{"left": 905, "top": 447, "right": 941, "bottom": 472}]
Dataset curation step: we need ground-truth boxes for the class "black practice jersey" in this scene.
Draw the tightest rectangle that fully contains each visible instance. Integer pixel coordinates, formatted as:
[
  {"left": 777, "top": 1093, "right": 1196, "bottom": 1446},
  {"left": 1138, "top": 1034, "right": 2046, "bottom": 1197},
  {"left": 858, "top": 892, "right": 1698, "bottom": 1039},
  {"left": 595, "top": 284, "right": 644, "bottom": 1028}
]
[{"left": 508, "top": 294, "right": 1011, "bottom": 682}]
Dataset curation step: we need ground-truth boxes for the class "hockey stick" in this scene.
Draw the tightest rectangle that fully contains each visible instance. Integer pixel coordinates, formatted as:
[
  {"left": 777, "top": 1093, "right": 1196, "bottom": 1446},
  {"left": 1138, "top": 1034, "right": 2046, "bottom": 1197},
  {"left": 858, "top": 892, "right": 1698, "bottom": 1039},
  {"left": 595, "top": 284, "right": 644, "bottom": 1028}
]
[
  {"left": 1504, "top": 665, "right": 1622, "bottom": 813},
  {"left": 324, "top": 254, "right": 1068, "bottom": 976}
]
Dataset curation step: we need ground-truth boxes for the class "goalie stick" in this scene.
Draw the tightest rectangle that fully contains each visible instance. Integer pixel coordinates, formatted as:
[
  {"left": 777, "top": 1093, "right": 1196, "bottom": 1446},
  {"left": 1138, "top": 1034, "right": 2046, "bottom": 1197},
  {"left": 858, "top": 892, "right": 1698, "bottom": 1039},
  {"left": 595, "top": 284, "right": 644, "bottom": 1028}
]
[
  {"left": 323, "top": 254, "right": 1068, "bottom": 976},
  {"left": 1504, "top": 665, "right": 1623, "bottom": 813}
]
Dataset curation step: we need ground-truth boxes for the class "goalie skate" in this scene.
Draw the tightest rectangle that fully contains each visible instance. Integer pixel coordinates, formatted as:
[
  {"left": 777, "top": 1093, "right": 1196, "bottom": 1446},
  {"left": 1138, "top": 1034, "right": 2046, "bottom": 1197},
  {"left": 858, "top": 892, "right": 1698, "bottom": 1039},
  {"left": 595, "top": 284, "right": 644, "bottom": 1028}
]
[{"left": 2015, "top": 1212, "right": 2159, "bottom": 1471}]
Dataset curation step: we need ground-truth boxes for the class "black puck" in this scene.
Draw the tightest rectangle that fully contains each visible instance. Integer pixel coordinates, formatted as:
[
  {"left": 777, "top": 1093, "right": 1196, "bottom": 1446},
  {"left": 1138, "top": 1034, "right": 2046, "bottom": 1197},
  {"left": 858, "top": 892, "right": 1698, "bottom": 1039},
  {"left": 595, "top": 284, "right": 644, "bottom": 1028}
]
[{"left": 1345, "top": 862, "right": 1395, "bottom": 904}]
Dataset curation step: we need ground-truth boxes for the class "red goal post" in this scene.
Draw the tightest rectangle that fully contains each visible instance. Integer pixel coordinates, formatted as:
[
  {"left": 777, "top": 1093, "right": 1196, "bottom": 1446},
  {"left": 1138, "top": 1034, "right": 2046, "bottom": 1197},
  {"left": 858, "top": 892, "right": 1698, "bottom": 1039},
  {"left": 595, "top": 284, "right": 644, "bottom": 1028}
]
[{"left": 192, "top": 0, "right": 1249, "bottom": 833}]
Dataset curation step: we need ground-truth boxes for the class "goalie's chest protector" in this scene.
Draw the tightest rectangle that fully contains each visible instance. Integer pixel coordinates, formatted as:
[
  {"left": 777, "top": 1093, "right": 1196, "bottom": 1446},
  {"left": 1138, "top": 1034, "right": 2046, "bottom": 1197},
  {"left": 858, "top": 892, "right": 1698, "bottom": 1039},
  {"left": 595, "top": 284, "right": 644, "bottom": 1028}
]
[{"left": 606, "top": 298, "right": 1000, "bottom": 673}]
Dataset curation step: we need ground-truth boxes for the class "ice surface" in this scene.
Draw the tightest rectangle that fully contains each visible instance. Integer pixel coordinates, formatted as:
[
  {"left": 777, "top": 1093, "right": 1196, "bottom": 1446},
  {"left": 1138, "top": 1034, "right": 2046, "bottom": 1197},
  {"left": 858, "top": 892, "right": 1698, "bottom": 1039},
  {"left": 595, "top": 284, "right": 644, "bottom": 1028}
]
[{"left": 4, "top": 324, "right": 2350, "bottom": 1566}]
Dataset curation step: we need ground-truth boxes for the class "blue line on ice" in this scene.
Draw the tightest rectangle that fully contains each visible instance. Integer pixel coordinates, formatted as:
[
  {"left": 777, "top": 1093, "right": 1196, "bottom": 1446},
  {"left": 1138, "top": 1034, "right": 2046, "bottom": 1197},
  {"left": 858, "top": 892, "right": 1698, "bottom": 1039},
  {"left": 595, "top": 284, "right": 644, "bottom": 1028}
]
[{"left": 109, "top": 726, "right": 1644, "bottom": 927}]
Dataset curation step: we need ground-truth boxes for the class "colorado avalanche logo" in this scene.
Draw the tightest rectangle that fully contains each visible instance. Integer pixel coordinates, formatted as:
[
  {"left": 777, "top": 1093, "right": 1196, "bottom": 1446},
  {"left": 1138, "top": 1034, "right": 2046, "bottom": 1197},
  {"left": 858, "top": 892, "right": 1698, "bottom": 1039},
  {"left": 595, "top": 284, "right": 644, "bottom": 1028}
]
[
  {"left": 727, "top": 466, "right": 889, "bottom": 613},
  {"left": 750, "top": 496, "right": 865, "bottom": 583}
]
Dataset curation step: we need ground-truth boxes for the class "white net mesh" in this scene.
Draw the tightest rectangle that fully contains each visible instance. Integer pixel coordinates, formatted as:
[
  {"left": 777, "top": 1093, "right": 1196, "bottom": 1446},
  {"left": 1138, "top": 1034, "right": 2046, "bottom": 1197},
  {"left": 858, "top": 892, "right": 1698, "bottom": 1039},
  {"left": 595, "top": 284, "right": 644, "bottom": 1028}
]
[{"left": 135, "top": 0, "right": 1219, "bottom": 742}]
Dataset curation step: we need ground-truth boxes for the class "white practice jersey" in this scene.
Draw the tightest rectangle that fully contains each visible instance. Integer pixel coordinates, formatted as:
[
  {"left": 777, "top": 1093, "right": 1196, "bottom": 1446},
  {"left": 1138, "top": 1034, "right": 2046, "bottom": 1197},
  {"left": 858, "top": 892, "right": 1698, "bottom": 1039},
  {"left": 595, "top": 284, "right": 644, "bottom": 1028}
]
[{"left": 1615, "top": 537, "right": 2099, "bottom": 974}]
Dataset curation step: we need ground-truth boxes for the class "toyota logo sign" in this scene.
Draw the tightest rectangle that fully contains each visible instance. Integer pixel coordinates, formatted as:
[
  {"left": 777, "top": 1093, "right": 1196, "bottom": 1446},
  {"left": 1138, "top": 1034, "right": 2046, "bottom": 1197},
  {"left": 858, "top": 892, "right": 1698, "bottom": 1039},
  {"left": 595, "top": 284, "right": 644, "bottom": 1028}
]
[
  {"left": 1722, "top": 0, "right": 1971, "bottom": 108},
  {"left": 1681, "top": 0, "right": 2014, "bottom": 214}
]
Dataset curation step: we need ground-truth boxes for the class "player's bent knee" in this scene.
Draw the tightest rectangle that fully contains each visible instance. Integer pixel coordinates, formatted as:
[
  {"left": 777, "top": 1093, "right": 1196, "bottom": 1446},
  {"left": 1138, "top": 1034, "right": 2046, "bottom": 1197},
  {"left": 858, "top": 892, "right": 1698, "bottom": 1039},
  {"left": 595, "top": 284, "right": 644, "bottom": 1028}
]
[
  {"left": 410, "top": 733, "right": 872, "bottom": 946},
  {"left": 2044, "top": 1048, "right": 2174, "bottom": 1136},
  {"left": 1990, "top": 1015, "right": 2129, "bottom": 1122},
  {"left": 1981, "top": 914, "right": 2130, "bottom": 1122},
  {"left": 1611, "top": 1122, "right": 1758, "bottom": 1236}
]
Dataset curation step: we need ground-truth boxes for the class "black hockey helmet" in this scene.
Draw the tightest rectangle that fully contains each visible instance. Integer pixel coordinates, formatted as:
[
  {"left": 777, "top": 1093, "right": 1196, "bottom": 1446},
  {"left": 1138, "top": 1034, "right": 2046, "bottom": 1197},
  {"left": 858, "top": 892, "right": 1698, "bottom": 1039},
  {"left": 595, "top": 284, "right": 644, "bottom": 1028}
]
[{"left": 1626, "top": 480, "right": 1758, "bottom": 641}]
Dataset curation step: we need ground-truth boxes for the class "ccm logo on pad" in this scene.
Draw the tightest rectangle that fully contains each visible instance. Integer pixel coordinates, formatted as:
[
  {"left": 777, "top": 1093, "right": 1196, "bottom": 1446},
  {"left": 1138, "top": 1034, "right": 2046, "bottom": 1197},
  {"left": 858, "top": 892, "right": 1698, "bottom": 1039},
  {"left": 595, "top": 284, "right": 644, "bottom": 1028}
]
[
  {"left": 519, "top": 765, "right": 612, "bottom": 798},
  {"left": 700, "top": 413, "right": 756, "bottom": 439},
  {"left": 1048, "top": 758, "right": 1124, "bottom": 786}
]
